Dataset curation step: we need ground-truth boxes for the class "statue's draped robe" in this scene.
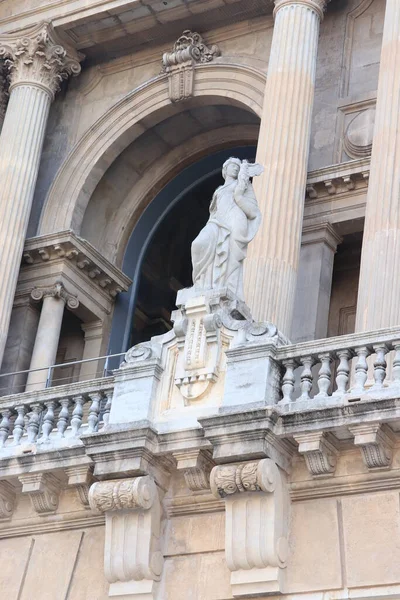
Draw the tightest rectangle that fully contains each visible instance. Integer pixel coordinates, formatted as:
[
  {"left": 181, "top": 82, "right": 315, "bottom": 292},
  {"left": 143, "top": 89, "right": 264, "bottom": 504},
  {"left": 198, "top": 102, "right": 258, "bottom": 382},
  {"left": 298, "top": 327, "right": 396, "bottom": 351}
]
[{"left": 191, "top": 179, "right": 261, "bottom": 300}]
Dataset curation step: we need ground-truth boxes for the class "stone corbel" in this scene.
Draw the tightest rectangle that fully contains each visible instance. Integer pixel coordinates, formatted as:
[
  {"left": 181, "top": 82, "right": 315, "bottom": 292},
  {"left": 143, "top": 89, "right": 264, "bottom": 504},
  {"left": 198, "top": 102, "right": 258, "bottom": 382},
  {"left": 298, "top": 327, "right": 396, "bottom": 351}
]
[
  {"left": 65, "top": 465, "right": 94, "bottom": 508},
  {"left": 89, "top": 476, "right": 164, "bottom": 599},
  {"left": 18, "top": 473, "right": 61, "bottom": 516},
  {"left": 210, "top": 459, "right": 289, "bottom": 597},
  {"left": 173, "top": 449, "right": 214, "bottom": 491},
  {"left": 162, "top": 30, "right": 220, "bottom": 102},
  {"left": 0, "top": 481, "right": 16, "bottom": 521},
  {"left": 349, "top": 424, "right": 394, "bottom": 470},
  {"left": 294, "top": 432, "right": 338, "bottom": 478}
]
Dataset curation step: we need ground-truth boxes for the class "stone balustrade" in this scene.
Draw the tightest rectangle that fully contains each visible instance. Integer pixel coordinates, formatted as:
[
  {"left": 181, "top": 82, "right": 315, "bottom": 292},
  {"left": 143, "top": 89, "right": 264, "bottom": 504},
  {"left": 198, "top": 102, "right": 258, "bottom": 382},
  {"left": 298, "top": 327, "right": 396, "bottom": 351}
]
[
  {"left": 276, "top": 327, "right": 400, "bottom": 406},
  {"left": 0, "top": 378, "right": 113, "bottom": 452}
]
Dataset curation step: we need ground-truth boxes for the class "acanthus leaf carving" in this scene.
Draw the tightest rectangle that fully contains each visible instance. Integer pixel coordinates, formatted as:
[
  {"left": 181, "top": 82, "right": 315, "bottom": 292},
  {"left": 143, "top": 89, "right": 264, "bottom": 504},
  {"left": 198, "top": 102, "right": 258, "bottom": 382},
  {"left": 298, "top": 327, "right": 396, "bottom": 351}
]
[{"left": 0, "top": 21, "right": 83, "bottom": 98}]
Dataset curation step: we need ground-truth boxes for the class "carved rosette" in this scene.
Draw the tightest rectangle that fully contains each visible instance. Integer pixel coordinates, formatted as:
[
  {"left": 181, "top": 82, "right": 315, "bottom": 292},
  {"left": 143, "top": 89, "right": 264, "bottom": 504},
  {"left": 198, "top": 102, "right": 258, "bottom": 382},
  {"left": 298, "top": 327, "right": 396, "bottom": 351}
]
[
  {"left": 89, "top": 476, "right": 156, "bottom": 513},
  {"left": 31, "top": 281, "right": 79, "bottom": 310},
  {"left": 0, "top": 21, "right": 82, "bottom": 98},
  {"left": 162, "top": 30, "right": 220, "bottom": 102}
]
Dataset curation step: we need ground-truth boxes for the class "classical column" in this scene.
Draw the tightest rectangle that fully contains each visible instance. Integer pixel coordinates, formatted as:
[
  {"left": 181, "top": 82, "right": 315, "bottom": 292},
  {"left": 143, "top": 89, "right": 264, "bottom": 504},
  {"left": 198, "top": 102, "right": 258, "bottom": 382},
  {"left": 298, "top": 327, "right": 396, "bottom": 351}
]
[
  {"left": 0, "top": 23, "right": 81, "bottom": 367},
  {"left": 355, "top": 0, "right": 400, "bottom": 331},
  {"left": 291, "top": 224, "right": 341, "bottom": 342},
  {"left": 26, "top": 283, "right": 79, "bottom": 391},
  {"left": 244, "top": 0, "right": 327, "bottom": 335}
]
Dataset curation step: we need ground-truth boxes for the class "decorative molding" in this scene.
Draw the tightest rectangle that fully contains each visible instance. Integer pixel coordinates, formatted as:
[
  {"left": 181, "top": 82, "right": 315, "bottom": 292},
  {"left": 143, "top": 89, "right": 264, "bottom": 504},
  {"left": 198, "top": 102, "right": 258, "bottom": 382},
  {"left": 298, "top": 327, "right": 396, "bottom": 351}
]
[
  {"left": 162, "top": 30, "right": 220, "bottom": 102},
  {"left": 294, "top": 432, "right": 338, "bottom": 478},
  {"left": 305, "top": 157, "right": 370, "bottom": 201},
  {"left": 349, "top": 424, "right": 394, "bottom": 471},
  {"left": 0, "top": 21, "right": 82, "bottom": 98},
  {"left": 22, "top": 230, "right": 131, "bottom": 300},
  {"left": 0, "top": 513, "right": 104, "bottom": 539},
  {"left": 273, "top": 0, "right": 328, "bottom": 20},
  {"left": 211, "top": 459, "right": 289, "bottom": 597},
  {"left": 65, "top": 465, "right": 93, "bottom": 508},
  {"left": 173, "top": 449, "right": 214, "bottom": 492},
  {"left": 0, "top": 481, "right": 16, "bottom": 521},
  {"left": 19, "top": 472, "right": 61, "bottom": 515},
  {"left": 164, "top": 493, "right": 224, "bottom": 518},
  {"left": 301, "top": 223, "right": 342, "bottom": 253},
  {"left": 89, "top": 476, "right": 163, "bottom": 599},
  {"left": 343, "top": 107, "right": 375, "bottom": 159},
  {"left": 31, "top": 281, "right": 79, "bottom": 310}
]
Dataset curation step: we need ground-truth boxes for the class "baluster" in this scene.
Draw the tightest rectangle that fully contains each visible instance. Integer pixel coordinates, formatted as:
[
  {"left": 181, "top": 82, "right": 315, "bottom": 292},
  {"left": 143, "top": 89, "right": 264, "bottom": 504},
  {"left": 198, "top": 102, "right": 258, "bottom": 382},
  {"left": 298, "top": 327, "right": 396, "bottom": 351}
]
[
  {"left": 352, "top": 346, "right": 370, "bottom": 394},
  {"left": 0, "top": 409, "right": 11, "bottom": 448},
  {"left": 87, "top": 392, "right": 101, "bottom": 433},
  {"left": 26, "top": 403, "right": 42, "bottom": 443},
  {"left": 392, "top": 341, "right": 400, "bottom": 388},
  {"left": 71, "top": 395, "right": 85, "bottom": 437},
  {"left": 13, "top": 406, "right": 26, "bottom": 445},
  {"left": 315, "top": 353, "right": 332, "bottom": 399},
  {"left": 334, "top": 349, "right": 351, "bottom": 396},
  {"left": 371, "top": 344, "right": 388, "bottom": 390},
  {"left": 281, "top": 359, "right": 296, "bottom": 403},
  {"left": 57, "top": 398, "right": 70, "bottom": 437},
  {"left": 39, "top": 401, "right": 56, "bottom": 443},
  {"left": 299, "top": 356, "right": 314, "bottom": 401},
  {"left": 100, "top": 391, "right": 112, "bottom": 430}
]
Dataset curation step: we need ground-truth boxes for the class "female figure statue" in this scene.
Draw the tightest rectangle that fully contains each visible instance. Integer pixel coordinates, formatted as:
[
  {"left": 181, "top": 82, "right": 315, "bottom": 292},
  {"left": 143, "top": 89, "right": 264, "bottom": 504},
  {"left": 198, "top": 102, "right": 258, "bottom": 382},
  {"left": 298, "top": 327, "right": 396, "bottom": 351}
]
[{"left": 191, "top": 157, "right": 263, "bottom": 301}]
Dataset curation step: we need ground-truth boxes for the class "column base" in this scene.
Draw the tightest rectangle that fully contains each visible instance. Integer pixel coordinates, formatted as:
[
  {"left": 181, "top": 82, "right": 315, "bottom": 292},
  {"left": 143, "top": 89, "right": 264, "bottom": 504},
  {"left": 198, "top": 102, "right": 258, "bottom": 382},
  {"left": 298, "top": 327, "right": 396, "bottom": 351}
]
[
  {"left": 109, "top": 579, "right": 157, "bottom": 599},
  {"left": 231, "top": 566, "right": 285, "bottom": 597}
]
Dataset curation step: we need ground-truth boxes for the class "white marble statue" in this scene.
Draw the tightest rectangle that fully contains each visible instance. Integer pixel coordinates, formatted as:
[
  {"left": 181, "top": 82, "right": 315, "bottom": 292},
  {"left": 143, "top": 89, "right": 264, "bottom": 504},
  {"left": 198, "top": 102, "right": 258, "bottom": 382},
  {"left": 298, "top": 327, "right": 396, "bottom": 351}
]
[{"left": 191, "top": 157, "right": 264, "bottom": 300}]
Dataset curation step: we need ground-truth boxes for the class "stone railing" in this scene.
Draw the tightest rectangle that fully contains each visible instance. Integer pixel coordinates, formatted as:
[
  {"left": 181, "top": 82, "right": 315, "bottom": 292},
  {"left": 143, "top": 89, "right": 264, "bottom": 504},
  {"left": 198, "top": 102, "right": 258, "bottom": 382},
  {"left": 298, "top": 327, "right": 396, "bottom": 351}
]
[
  {"left": 276, "top": 327, "right": 400, "bottom": 406},
  {"left": 0, "top": 377, "right": 113, "bottom": 452}
]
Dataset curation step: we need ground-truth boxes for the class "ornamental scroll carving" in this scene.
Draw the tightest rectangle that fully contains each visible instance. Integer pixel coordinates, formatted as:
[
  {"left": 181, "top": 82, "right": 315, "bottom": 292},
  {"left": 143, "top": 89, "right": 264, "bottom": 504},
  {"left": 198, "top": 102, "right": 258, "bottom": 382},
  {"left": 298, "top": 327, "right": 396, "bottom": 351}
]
[
  {"left": 0, "top": 21, "right": 82, "bottom": 98},
  {"left": 31, "top": 281, "right": 79, "bottom": 310},
  {"left": 89, "top": 476, "right": 164, "bottom": 597},
  {"left": 162, "top": 30, "right": 220, "bottom": 102},
  {"left": 211, "top": 459, "right": 289, "bottom": 596}
]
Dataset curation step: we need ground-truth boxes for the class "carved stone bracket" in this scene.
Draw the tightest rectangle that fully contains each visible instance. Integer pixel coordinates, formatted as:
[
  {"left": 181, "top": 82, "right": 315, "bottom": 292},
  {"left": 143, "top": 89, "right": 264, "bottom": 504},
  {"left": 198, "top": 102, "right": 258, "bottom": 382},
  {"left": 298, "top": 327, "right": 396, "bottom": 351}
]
[
  {"left": 19, "top": 472, "right": 61, "bottom": 516},
  {"left": 210, "top": 459, "right": 288, "bottom": 597},
  {"left": 162, "top": 30, "right": 220, "bottom": 102},
  {"left": 294, "top": 432, "right": 338, "bottom": 478},
  {"left": 349, "top": 423, "right": 394, "bottom": 470},
  {"left": 0, "top": 481, "right": 16, "bottom": 521},
  {"left": 65, "top": 465, "right": 93, "bottom": 509},
  {"left": 173, "top": 449, "right": 215, "bottom": 492},
  {"left": 0, "top": 21, "right": 82, "bottom": 98},
  {"left": 89, "top": 476, "right": 163, "bottom": 599},
  {"left": 31, "top": 281, "right": 79, "bottom": 310}
]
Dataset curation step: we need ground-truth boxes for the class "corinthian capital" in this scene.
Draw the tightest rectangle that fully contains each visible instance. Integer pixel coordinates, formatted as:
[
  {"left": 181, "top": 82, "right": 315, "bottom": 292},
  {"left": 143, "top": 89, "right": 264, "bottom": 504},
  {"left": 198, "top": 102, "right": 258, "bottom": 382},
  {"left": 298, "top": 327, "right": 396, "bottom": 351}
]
[
  {"left": 274, "top": 0, "right": 329, "bottom": 20},
  {"left": 0, "top": 21, "right": 83, "bottom": 98}
]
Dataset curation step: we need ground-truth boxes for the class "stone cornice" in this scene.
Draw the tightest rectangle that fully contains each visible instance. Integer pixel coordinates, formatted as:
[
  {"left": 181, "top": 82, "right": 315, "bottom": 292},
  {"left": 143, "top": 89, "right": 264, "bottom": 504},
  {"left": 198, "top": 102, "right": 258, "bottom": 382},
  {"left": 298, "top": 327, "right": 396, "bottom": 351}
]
[
  {"left": 22, "top": 230, "right": 131, "bottom": 299},
  {"left": 306, "top": 157, "right": 370, "bottom": 201},
  {"left": 0, "top": 21, "right": 83, "bottom": 98}
]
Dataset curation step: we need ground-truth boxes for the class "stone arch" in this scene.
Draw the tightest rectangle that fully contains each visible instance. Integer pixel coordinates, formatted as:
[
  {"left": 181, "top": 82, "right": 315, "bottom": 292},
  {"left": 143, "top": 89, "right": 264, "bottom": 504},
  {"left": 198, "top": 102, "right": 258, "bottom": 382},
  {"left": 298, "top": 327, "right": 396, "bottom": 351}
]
[{"left": 38, "top": 63, "right": 266, "bottom": 236}]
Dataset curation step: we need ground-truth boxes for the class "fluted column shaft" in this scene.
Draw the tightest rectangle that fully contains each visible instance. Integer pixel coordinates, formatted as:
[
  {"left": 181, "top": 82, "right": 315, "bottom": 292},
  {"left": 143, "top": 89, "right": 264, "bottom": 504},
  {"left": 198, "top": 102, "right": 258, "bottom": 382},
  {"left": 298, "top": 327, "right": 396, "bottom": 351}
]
[
  {"left": 0, "top": 84, "right": 51, "bottom": 366},
  {"left": 0, "top": 22, "right": 81, "bottom": 368},
  {"left": 244, "top": 0, "right": 326, "bottom": 335},
  {"left": 355, "top": 0, "right": 400, "bottom": 331}
]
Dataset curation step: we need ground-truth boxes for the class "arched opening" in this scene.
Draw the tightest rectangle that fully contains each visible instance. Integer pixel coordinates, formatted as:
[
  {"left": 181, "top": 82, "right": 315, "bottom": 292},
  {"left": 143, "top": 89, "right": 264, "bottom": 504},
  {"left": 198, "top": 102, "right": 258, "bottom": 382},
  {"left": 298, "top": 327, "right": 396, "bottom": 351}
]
[{"left": 108, "top": 146, "right": 257, "bottom": 356}]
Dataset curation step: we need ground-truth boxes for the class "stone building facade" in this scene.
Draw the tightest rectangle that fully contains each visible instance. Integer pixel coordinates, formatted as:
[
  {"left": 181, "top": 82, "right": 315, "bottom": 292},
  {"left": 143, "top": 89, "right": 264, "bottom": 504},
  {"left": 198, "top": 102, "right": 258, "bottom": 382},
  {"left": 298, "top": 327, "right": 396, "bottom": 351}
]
[{"left": 0, "top": 0, "right": 400, "bottom": 598}]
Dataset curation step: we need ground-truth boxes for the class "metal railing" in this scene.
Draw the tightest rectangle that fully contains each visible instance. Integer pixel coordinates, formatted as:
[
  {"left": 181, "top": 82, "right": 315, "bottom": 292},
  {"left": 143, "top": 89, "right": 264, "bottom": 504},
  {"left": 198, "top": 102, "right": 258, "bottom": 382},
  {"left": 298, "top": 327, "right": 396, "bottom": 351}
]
[{"left": 0, "top": 352, "right": 126, "bottom": 397}]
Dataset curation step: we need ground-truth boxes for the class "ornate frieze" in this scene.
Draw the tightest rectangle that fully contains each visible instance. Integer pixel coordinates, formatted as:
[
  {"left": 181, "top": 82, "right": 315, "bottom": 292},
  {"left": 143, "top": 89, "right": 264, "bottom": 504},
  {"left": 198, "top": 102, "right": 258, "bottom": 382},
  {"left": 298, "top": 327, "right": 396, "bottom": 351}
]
[
  {"left": 0, "top": 22, "right": 82, "bottom": 98},
  {"left": 31, "top": 281, "right": 79, "bottom": 310},
  {"left": 162, "top": 30, "right": 220, "bottom": 102},
  {"left": 294, "top": 432, "right": 338, "bottom": 478},
  {"left": 89, "top": 476, "right": 163, "bottom": 599}
]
